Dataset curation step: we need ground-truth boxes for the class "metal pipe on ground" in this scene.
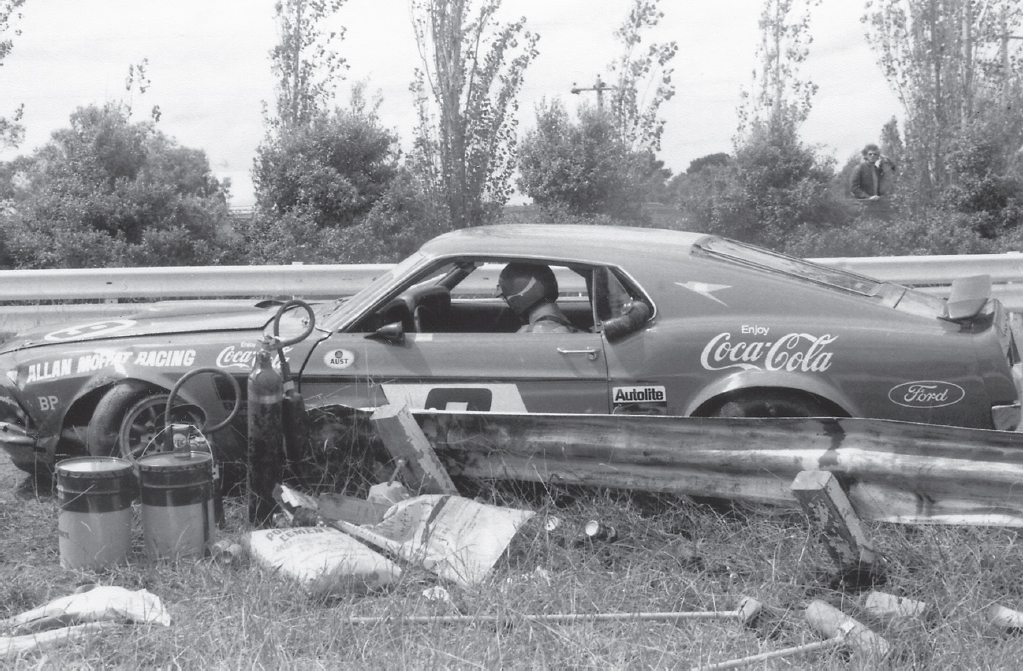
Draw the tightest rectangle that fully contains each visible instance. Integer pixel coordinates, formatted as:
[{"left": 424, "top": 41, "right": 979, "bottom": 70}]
[{"left": 343, "top": 597, "right": 763, "bottom": 627}]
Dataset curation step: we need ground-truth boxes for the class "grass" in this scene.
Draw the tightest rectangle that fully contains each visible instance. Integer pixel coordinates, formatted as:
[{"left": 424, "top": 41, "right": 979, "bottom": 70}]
[{"left": 4, "top": 458, "right": 1023, "bottom": 669}]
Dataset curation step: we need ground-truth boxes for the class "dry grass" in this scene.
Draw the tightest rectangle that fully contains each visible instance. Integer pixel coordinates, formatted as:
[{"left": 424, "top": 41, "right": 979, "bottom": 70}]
[{"left": 4, "top": 460, "right": 1023, "bottom": 669}]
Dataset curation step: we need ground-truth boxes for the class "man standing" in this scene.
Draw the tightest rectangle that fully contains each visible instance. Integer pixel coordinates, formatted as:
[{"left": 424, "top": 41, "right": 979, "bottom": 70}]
[{"left": 851, "top": 144, "right": 897, "bottom": 200}]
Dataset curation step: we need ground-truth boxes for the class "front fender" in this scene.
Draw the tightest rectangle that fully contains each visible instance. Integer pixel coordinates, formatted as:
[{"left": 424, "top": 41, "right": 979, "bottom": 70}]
[
  {"left": 47, "top": 369, "right": 235, "bottom": 455},
  {"left": 684, "top": 369, "right": 860, "bottom": 417}
]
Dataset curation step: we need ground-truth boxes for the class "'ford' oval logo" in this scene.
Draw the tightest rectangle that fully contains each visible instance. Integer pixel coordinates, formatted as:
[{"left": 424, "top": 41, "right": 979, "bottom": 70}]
[{"left": 888, "top": 381, "right": 966, "bottom": 408}]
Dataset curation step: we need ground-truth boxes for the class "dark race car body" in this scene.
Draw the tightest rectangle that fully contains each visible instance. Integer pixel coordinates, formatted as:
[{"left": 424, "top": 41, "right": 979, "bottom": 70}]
[{"left": 0, "top": 224, "right": 1020, "bottom": 473}]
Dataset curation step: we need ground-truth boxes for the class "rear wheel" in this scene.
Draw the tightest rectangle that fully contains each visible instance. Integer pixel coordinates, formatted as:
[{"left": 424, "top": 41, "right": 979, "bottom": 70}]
[
  {"left": 87, "top": 381, "right": 203, "bottom": 461},
  {"left": 706, "top": 390, "right": 828, "bottom": 418}
]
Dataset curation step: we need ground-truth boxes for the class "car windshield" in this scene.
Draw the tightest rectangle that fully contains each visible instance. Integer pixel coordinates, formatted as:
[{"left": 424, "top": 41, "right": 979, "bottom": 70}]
[
  {"left": 696, "top": 238, "right": 883, "bottom": 296},
  {"left": 320, "top": 251, "right": 431, "bottom": 329}
]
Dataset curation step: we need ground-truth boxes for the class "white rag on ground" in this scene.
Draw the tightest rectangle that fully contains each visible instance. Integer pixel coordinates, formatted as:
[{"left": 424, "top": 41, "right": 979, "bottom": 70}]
[{"left": 0, "top": 585, "right": 170, "bottom": 658}]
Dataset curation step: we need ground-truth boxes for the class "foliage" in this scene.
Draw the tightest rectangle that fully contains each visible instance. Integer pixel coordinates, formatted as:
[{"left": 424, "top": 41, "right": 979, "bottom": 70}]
[
  {"left": 783, "top": 207, "right": 996, "bottom": 257},
  {"left": 515, "top": 2, "right": 675, "bottom": 225},
  {"left": 268, "top": 0, "right": 348, "bottom": 130},
  {"left": 517, "top": 100, "right": 668, "bottom": 225},
  {"left": 862, "top": 0, "right": 1023, "bottom": 200},
  {"left": 0, "top": 0, "right": 26, "bottom": 149},
  {"left": 252, "top": 85, "right": 400, "bottom": 231},
  {"left": 0, "top": 103, "right": 233, "bottom": 268},
  {"left": 606, "top": 0, "right": 677, "bottom": 152},
  {"left": 674, "top": 118, "right": 843, "bottom": 248},
  {"left": 738, "top": 0, "right": 821, "bottom": 135},
  {"left": 685, "top": 153, "right": 730, "bottom": 175},
  {"left": 241, "top": 169, "right": 450, "bottom": 264},
  {"left": 409, "top": 0, "right": 539, "bottom": 228},
  {"left": 670, "top": 0, "right": 843, "bottom": 249},
  {"left": 941, "top": 108, "right": 1023, "bottom": 239}
]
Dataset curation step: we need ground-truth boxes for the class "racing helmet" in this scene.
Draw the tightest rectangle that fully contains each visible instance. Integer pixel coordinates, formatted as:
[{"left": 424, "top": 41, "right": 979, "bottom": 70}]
[{"left": 496, "top": 263, "right": 559, "bottom": 317}]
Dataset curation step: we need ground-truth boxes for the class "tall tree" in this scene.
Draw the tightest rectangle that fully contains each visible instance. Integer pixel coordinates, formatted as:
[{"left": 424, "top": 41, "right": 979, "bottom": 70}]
[
  {"left": 738, "top": 0, "right": 821, "bottom": 135},
  {"left": 672, "top": 0, "right": 840, "bottom": 247},
  {"left": 410, "top": 0, "right": 539, "bottom": 228},
  {"left": 863, "top": 0, "right": 1022, "bottom": 198},
  {"left": 0, "top": 0, "right": 26, "bottom": 149},
  {"left": 606, "top": 0, "right": 677, "bottom": 152},
  {"left": 269, "top": 0, "right": 348, "bottom": 130}
]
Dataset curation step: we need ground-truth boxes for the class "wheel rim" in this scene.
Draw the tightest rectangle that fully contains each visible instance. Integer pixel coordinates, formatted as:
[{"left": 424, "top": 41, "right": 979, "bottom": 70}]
[{"left": 118, "top": 395, "right": 202, "bottom": 460}]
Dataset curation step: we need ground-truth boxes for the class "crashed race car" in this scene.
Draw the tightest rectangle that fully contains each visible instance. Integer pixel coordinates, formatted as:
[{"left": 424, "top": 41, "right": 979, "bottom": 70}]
[{"left": 0, "top": 223, "right": 1020, "bottom": 475}]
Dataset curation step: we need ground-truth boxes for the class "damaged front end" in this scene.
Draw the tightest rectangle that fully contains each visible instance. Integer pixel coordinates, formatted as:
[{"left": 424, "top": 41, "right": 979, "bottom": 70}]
[{"left": 0, "top": 382, "right": 40, "bottom": 472}]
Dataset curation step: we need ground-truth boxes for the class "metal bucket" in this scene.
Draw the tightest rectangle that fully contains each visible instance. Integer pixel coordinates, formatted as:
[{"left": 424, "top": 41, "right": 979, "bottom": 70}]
[
  {"left": 137, "top": 451, "right": 215, "bottom": 559},
  {"left": 56, "top": 457, "right": 136, "bottom": 569}
]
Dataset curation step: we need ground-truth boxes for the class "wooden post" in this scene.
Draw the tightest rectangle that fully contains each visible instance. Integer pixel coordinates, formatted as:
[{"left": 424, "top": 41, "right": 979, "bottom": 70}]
[
  {"left": 790, "top": 470, "right": 876, "bottom": 572},
  {"left": 371, "top": 404, "right": 458, "bottom": 495}
]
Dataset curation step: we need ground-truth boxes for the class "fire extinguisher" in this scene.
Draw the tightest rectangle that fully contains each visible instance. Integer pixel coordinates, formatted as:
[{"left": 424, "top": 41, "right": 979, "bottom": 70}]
[
  {"left": 247, "top": 336, "right": 284, "bottom": 527},
  {"left": 272, "top": 300, "right": 316, "bottom": 483}
]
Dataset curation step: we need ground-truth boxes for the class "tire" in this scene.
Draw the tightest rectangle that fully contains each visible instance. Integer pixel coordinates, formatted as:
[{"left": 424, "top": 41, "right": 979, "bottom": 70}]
[
  {"left": 707, "top": 390, "right": 828, "bottom": 418},
  {"left": 87, "top": 381, "right": 202, "bottom": 461}
]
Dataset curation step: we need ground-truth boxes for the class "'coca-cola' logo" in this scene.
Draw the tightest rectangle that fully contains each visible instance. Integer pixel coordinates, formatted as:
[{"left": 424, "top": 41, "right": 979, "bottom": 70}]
[
  {"left": 888, "top": 381, "right": 965, "bottom": 408},
  {"left": 216, "top": 345, "right": 291, "bottom": 369},
  {"left": 700, "top": 332, "right": 838, "bottom": 373}
]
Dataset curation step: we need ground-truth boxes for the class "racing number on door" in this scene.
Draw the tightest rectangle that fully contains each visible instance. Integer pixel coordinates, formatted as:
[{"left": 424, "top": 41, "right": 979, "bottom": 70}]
[{"left": 424, "top": 387, "right": 493, "bottom": 411}]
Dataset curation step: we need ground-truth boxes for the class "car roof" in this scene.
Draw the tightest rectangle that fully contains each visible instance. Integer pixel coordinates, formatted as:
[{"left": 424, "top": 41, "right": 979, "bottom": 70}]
[{"left": 419, "top": 224, "right": 709, "bottom": 265}]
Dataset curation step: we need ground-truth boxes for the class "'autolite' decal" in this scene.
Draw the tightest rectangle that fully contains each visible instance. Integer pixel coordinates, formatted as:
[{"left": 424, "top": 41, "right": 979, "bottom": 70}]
[
  {"left": 612, "top": 386, "right": 666, "bottom": 404},
  {"left": 700, "top": 332, "right": 837, "bottom": 373},
  {"left": 888, "top": 381, "right": 965, "bottom": 408}
]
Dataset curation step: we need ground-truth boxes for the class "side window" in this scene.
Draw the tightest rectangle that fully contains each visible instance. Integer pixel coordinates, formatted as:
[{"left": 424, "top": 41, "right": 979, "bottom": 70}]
[{"left": 592, "top": 267, "right": 652, "bottom": 341}]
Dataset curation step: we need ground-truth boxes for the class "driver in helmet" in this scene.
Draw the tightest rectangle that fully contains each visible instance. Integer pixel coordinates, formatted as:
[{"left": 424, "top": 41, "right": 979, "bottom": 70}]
[{"left": 496, "top": 262, "right": 579, "bottom": 333}]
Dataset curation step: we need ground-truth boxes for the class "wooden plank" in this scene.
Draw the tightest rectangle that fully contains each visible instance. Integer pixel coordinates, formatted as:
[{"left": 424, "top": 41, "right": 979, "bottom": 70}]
[
  {"left": 791, "top": 470, "right": 876, "bottom": 571},
  {"left": 411, "top": 411, "right": 1023, "bottom": 526},
  {"left": 317, "top": 493, "right": 390, "bottom": 526},
  {"left": 372, "top": 404, "right": 458, "bottom": 495}
]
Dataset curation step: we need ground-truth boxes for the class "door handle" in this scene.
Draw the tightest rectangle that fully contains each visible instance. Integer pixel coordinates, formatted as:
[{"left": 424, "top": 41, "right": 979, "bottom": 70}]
[{"left": 557, "top": 347, "right": 600, "bottom": 361}]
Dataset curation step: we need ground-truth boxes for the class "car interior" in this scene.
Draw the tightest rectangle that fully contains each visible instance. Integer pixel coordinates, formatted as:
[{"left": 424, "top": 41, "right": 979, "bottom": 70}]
[{"left": 353, "top": 259, "right": 652, "bottom": 340}]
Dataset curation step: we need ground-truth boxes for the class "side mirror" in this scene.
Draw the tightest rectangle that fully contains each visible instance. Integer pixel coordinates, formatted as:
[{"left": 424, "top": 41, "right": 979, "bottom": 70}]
[
  {"left": 365, "top": 321, "right": 406, "bottom": 345},
  {"left": 601, "top": 300, "right": 652, "bottom": 342}
]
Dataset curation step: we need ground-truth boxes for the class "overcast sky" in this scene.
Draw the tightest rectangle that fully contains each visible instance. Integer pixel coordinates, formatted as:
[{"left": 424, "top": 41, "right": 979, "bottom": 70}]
[{"left": 0, "top": 0, "right": 899, "bottom": 208}]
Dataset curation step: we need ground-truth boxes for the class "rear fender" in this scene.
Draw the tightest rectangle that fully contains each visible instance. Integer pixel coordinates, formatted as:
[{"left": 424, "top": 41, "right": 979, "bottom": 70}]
[{"left": 684, "top": 370, "right": 859, "bottom": 417}]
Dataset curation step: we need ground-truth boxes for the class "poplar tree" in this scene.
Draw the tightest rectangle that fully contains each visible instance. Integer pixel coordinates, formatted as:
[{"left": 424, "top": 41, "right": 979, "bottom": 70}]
[
  {"left": 410, "top": 0, "right": 539, "bottom": 228},
  {"left": 268, "top": 0, "right": 348, "bottom": 130},
  {"left": 0, "top": 0, "right": 26, "bottom": 149},
  {"left": 606, "top": 0, "right": 677, "bottom": 153}
]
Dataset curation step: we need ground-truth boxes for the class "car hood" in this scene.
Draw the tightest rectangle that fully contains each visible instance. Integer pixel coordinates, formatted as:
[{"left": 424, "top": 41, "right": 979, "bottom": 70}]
[{"left": 0, "top": 301, "right": 276, "bottom": 354}]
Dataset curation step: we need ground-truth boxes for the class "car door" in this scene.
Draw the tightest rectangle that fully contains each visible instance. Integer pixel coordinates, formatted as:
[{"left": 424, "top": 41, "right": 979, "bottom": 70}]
[
  {"left": 301, "top": 329, "right": 608, "bottom": 413},
  {"left": 299, "top": 259, "right": 610, "bottom": 413}
]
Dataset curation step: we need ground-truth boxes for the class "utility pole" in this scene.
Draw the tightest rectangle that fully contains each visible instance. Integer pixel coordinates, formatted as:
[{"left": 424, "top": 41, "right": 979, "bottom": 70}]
[{"left": 571, "top": 75, "right": 617, "bottom": 112}]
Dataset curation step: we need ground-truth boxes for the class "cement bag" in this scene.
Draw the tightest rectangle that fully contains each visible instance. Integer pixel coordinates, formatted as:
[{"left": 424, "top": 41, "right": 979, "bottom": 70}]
[
  {"left": 247, "top": 526, "right": 401, "bottom": 597},
  {"left": 334, "top": 495, "right": 534, "bottom": 587}
]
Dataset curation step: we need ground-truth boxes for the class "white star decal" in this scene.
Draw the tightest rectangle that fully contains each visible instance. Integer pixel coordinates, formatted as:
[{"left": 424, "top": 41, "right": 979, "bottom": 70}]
[{"left": 675, "top": 281, "right": 731, "bottom": 307}]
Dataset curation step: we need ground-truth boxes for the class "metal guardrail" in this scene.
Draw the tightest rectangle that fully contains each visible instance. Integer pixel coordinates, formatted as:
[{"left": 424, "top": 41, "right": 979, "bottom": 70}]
[{"left": 0, "top": 253, "right": 1021, "bottom": 336}]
